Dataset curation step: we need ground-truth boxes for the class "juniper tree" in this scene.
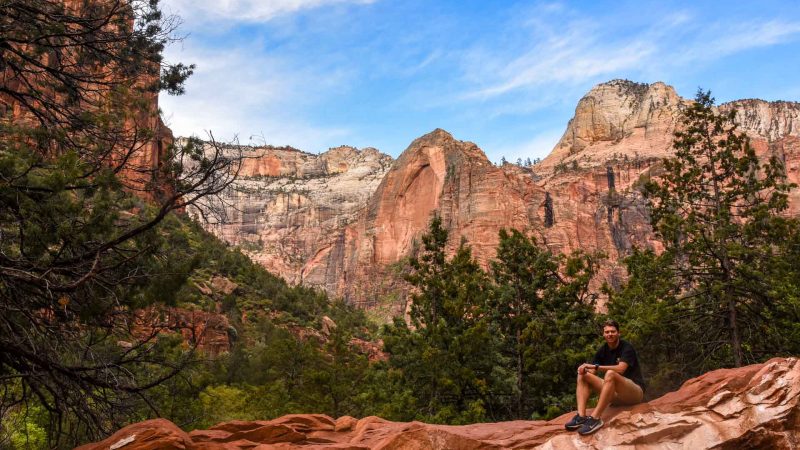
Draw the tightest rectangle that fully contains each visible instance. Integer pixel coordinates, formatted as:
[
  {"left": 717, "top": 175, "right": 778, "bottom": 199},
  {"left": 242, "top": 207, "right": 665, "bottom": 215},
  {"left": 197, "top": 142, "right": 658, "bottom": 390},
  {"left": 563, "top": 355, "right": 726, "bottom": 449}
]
[{"left": 383, "top": 217, "right": 510, "bottom": 424}]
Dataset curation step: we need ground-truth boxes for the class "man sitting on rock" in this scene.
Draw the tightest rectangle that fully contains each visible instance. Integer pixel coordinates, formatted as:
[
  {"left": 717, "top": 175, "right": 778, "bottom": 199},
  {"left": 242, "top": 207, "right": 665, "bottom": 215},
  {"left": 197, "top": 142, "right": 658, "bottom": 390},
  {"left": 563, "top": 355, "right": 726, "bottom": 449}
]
[{"left": 565, "top": 319, "right": 646, "bottom": 435}]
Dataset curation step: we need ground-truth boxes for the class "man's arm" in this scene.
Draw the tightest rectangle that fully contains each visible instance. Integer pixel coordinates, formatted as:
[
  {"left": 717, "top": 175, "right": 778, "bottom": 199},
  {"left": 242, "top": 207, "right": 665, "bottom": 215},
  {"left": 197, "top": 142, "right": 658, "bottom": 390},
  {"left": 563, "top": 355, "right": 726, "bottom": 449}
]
[
  {"left": 595, "top": 361, "right": 629, "bottom": 374},
  {"left": 578, "top": 361, "right": 629, "bottom": 375},
  {"left": 579, "top": 347, "right": 605, "bottom": 375}
]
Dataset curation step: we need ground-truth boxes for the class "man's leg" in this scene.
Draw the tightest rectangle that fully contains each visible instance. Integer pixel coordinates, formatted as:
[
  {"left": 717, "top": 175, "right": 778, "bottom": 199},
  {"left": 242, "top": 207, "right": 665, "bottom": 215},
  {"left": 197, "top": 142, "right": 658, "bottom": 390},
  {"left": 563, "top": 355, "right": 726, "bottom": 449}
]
[
  {"left": 592, "top": 371, "right": 643, "bottom": 418},
  {"left": 576, "top": 371, "right": 603, "bottom": 416}
]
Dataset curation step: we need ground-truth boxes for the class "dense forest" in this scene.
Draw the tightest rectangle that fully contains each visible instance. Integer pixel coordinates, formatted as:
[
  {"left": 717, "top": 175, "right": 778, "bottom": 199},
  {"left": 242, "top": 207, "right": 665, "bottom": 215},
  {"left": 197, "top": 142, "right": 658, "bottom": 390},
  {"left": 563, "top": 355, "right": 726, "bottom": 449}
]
[{"left": 2, "top": 1, "right": 800, "bottom": 448}]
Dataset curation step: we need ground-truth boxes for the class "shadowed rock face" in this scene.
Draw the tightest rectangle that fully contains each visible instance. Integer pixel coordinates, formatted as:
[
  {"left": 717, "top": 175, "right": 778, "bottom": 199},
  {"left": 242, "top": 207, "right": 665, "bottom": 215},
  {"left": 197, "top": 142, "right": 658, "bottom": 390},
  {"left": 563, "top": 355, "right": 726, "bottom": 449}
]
[
  {"left": 193, "top": 80, "right": 800, "bottom": 314},
  {"left": 77, "top": 357, "right": 800, "bottom": 449},
  {"left": 0, "top": 0, "right": 174, "bottom": 199}
]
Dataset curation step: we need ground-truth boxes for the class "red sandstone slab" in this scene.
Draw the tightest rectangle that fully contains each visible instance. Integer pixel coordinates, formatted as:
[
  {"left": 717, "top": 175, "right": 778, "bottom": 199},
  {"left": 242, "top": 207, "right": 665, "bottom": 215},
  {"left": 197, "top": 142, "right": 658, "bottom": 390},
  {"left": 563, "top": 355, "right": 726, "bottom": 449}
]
[{"left": 78, "top": 358, "right": 800, "bottom": 450}]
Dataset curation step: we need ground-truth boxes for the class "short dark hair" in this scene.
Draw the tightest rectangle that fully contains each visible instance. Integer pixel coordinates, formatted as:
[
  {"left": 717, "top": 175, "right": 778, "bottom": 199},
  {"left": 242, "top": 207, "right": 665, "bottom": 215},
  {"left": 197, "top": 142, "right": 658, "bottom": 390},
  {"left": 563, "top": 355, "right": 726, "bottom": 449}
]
[{"left": 602, "top": 319, "right": 620, "bottom": 331}]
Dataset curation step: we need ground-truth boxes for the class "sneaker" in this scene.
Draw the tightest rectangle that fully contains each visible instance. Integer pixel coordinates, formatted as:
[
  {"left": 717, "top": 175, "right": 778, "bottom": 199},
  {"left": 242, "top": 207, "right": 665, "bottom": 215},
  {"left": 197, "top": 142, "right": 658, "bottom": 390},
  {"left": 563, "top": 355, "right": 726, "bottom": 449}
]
[
  {"left": 564, "top": 414, "right": 587, "bottom": 431},
  {"left": 578, "top": 416, "right": 604, "bottom": 435}
]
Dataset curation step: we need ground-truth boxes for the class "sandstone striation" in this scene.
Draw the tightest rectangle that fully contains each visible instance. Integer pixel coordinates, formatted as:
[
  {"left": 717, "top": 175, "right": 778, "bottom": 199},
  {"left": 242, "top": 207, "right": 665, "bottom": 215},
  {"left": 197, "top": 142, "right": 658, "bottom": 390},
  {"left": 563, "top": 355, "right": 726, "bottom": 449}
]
[
  {"left": 189, "top": 143, "right": 392, "bottom": 282},
  {"left": 301, "top": 129, "right": 547, "bottom": 310},
  {"left": 533, "top": 80, "right": 800, "bottom": 289},
  {"left": 78, "top": 357, "right": 800, "bottom": 449},
  {"left": 193, "top": 80, "right": 800, "bottom": 314},
  {"left": 538, "top": 80, "right": 684, "bottom": 171}
]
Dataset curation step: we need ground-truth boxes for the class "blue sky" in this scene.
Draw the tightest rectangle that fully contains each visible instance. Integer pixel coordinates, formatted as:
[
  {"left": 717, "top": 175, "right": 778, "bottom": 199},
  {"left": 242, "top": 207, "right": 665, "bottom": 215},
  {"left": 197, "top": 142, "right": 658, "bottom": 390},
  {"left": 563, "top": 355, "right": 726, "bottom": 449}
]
[{"left": 159, "top": 0, "right": 800, "bottom": 162}]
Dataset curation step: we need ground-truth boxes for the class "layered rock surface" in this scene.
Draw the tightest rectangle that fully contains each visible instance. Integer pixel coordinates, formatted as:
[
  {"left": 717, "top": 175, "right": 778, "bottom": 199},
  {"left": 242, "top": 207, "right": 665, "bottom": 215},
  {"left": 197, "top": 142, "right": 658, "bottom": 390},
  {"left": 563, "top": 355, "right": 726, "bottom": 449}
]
[
  {"left": 189, "top": 144, "right": 392, "bottom": 281},
  {"left": 78, "top": 357, "right": 800, "bottom": 449},
  {"left": 193, "top": 80, "right": 800, "bottom": 313}
]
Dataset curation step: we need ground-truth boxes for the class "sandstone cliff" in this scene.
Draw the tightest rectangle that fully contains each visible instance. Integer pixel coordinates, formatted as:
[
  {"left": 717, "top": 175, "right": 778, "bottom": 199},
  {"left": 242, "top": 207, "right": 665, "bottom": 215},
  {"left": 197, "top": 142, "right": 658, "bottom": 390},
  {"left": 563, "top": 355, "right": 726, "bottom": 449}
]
[
  {"left": 532, "top": 80, "right": 800, "bottom": 289},
  {"left": 302, "top": 129, "right": 547, "bottom": 309},
  {"left": 189, "top": 143, "right": 393, "bottom": 281},
  {"left": 77, "top": 357, "right": 800, "bottom": 449},
  {"left": 193, "top": 80, "right": 800, "bottom": 314},
  {"left": 0, "top": 0, "right": 174, "bottom": 199}
]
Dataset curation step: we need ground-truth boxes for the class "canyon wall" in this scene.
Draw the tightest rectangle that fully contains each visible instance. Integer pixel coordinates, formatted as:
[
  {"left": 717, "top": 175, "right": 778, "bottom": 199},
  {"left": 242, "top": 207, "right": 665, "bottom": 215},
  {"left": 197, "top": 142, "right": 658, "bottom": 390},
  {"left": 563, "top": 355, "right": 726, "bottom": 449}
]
[
  {"left": 195, "top": 80, "right": 800, "bottom": 316},
  {"left": 191, "top": 144, "right": 393, "bottom": 281},
  {"left": 0, "top": 0, "right": 173, "bottom": 197}
]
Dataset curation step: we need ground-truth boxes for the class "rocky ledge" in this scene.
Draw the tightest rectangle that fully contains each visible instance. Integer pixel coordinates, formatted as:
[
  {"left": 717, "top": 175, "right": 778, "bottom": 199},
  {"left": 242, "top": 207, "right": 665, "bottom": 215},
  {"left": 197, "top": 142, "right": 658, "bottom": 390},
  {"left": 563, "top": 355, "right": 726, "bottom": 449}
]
[{"left": 79, "top": 357, "right": 799, "bottom": 449}]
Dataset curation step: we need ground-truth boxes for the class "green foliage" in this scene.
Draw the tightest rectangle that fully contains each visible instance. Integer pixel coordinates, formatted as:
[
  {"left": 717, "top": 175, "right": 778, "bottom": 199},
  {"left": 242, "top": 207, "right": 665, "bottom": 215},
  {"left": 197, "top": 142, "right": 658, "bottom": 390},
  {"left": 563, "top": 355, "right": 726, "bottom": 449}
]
[
  {"left": 128, "top": 219, "right": 380, "bottom": 429},
  {"left": 381, "top": 219, "right": 600, "bottom": 423},
  {"left": 609, "top": 90, "right": 800, "bottom": 394},
  {"left": 1, "top": 404, "right": 48, "bottom": 449},
  {"left": 642, "top": 90, "right": 799, "bottom": 367},
  {"left": 0, "top": 1, "right": 242, "bottom": 445},
  {"left": 490, "top": 229, "right": 600, "bottom": 419},
  {"left": 199, "top": 385, "right": 253, "bottom": 425},
  {"left": 384, "top": 217, "right": 510, "bottom": 423},
  {"left": 605, "top": 250, "right": 700, "bottom": 395},
  {"left": 0, "top": 207, "right": 382, "bottom": 445}
]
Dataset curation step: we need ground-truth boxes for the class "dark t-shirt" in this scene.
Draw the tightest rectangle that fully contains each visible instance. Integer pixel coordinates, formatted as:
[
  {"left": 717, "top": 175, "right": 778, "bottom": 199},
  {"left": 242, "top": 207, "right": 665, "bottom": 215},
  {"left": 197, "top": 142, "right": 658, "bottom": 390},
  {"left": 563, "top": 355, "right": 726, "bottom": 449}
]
[{"left": 593, "top": 339, "right": 646, "bottom": 392}]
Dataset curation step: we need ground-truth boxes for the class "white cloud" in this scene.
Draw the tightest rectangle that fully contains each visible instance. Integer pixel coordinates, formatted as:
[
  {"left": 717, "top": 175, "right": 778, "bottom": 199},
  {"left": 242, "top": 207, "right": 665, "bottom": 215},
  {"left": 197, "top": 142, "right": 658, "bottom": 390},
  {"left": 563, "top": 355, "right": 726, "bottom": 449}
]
[
  {"left": 159, "top": 41, "right": 353, "bottom": 151},
  {"left": 154, "top": 2, "right": 800, "bottom": 157},
  {"left": 162, "top": 0, "right": 376, "bottom": 22},
  {"left": 674, "top": 20, "right": 800, "bottom": 65},
  {"left": 459, "top": 9, "right": 800, "bottom": 103},
  {"left": 472, "top": 40, "right": 654, "bottom": 98},
  {"left": 460, "top": 14, "right": 667, "bottom": 101}
]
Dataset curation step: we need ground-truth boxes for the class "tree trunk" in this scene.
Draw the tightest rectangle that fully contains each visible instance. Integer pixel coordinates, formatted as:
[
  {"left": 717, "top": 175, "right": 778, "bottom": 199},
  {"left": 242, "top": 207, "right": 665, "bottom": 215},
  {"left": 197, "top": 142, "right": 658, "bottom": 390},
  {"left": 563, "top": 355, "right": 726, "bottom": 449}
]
[
  {"left": 728, "top": 297, "right": 743, "bottom": 367},
  {"left": 516, "top": 328, "right": 523, "bottom": 419}
]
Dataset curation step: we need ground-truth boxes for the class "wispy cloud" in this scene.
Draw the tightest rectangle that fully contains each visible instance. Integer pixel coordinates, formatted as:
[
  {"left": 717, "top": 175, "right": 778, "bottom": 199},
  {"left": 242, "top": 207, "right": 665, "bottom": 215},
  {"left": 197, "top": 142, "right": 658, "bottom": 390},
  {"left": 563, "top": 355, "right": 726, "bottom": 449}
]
[
  {"left": 157, "top": 1, "right": 800, "bottom": 162},
  {"left": 457, "top": 8, "right": 800, "bottom": 104},
  {"left": 163, "top": 0, "right": 377, "bottom": 22},
  {"left": 160, "top": 41, "right": 353, "bottom": 151},
  {"left": 674, "top": 20, "right": 800, "bottom": 65}
]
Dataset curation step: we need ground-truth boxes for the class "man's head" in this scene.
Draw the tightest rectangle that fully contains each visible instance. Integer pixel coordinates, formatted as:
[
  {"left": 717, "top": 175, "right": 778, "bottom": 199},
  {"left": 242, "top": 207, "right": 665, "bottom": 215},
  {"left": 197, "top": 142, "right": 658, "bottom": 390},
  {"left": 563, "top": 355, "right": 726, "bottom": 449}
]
[{"left": 602, "top": 319, "right": 620, "bottom": 347}]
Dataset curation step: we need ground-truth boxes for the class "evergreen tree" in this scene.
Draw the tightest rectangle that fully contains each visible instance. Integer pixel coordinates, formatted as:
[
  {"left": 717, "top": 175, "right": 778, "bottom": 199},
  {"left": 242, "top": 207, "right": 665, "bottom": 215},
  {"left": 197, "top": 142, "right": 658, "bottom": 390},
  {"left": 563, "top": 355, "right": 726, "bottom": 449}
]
[
  {"left": 639, "top": 90, "right": 799, "bottom": 367},
  {"left": 490, "top": 229, "right": 598, "bottom": 419},
  {"left": 383, "top": 217, "right": 510, "bottom": 423},
  {"left": 605, "top": 249, "right": 695, "bottom": 395},
  {"left": 0, "top": 1, "right": 240, "bottom": 442},
  {"left": 310, "top": 326, "right": 371, "bottom": 418}
]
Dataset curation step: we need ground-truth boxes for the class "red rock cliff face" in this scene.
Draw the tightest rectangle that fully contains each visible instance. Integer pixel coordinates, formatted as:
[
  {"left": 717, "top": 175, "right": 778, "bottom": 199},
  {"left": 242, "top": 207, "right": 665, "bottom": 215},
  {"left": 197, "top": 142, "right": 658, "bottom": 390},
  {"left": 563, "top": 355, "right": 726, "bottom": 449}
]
[
  {"left": 300, "top": 130, "right": 547, "bottom": 309},
  {"left": 0, "top": 0, "right": 173, "bottom": 198},
  {"left": 196, "top": 80, "right": 800, "bottom": 314},
  {"left": 532, "top": 81, "right": 800, "bottom": 291},
  {"left": 189, "top": 144, "right": 393, "bottom": 281},
  {"left": 330, "top": 82, "right": 797, "bottom": 311}
]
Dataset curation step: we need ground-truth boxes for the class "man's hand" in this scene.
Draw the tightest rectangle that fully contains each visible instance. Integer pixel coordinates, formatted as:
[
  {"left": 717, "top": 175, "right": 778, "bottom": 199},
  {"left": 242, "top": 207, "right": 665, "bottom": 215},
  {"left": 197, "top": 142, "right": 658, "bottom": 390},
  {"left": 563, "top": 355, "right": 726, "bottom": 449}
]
[{"left": 578, "top": 363, "right": 595, "bottom": 375}]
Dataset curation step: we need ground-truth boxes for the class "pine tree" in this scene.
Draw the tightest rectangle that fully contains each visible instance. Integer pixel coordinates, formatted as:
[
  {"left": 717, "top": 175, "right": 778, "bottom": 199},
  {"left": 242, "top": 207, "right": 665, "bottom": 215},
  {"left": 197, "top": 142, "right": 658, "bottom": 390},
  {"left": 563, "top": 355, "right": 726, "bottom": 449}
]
[
  {"left": 642, "top": 90, "right": 799, "bottom": 367},
  {"left": 0, "top": 0, "right": 240, "bottom": 441},
  {"left": 383, "top": 217, "right": 510, "bottom": 423},
  {"left": 490, "top": 229, "right": 598, "bottom": 419}
]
